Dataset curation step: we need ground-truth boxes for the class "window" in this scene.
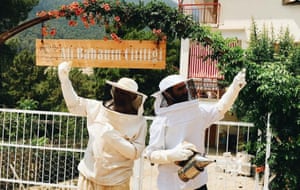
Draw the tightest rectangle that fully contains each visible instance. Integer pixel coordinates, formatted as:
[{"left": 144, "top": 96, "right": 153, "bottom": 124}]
[{"left": 283, "top": 0, "right": 300, "bottom": 5}]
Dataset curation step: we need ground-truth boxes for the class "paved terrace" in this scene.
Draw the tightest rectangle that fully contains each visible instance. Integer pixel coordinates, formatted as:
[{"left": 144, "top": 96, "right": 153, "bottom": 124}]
[{"left": 135, "top": 156, "right": 263, "bottom": 190}]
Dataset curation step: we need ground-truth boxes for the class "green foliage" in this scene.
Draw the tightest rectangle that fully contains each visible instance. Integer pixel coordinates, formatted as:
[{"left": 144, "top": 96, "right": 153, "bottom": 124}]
[
  {"left": 277, "top": 27, "right": 294, "bottom": 58},
  {"left": 0, "top": 0, "right": 39, "bottom": 33},
  {"left": 246, "top": 19, "right": 275, "bottom": 63},
  {"left": 1, "top": 49, "right": 46, "bottom": 108},
  {"left": 31, "top": 136, "right": 49, "bottom": 146},
  {"left": 234, "top": 20, "right": 300, "bottom": 189},
  {"left": 288, "top": 46, "right": 300, "bottom": 75},
  {"left": 0, "top": 41, "right": 19, "bottom": 107},
  {"left": 33, "top": 67, "right": 64, "bottom": 111},
  {"left": 69, "top": 68, "right": 97, "bottom": 99},
  {"left": 17, "top": 98, "right": 39, "bottom": 110}
]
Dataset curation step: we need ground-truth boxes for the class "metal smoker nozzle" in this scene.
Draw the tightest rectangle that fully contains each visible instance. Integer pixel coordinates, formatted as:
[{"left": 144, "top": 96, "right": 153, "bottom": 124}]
[
  {"left": 194, "top": 156, "right": 216, "bottom": 168},
  {"left": 177, "top": 153, "right": 216, "bottom": 182}
]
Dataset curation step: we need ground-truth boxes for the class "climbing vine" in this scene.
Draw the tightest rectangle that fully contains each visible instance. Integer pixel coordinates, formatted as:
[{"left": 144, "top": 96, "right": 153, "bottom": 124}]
[{"left": 36, "top": 0, "right": 203, "bottom": 41}]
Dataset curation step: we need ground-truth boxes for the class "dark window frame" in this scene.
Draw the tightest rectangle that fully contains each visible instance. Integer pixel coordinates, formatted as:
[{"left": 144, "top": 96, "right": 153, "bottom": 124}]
[{"left": 283, "top": 0, "right": 300, "bottom": 5}]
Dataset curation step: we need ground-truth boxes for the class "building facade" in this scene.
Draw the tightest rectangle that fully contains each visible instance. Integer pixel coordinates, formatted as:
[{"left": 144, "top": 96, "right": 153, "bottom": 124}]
[{"left": 179, "top": 0, "right": 300, "bottom": 95}]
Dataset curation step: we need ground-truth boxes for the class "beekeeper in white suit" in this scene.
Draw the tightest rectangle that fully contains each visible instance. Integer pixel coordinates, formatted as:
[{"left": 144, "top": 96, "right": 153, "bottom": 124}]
[
  {"left": 58, "top": 61, "right": 147, "bottom": 190},
  {"left": 144, "top": 69, "right": 246, "bottom": 190}
]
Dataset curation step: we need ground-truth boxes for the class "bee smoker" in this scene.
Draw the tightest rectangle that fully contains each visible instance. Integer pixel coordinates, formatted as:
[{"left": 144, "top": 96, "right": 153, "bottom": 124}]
[{"left": 175, "top": 152, "right": 216, "bottom": 182}]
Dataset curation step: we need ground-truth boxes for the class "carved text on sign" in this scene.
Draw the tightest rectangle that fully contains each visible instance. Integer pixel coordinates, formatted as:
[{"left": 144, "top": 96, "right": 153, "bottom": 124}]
[{"left": 36, "top": 39, "right": 166, "bottom": 69}]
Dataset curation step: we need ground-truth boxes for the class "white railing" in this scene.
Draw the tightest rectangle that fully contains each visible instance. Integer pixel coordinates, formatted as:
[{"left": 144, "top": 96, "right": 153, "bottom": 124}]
[{"left": 0, "top": 108, "right": 256, "bottom": 190}]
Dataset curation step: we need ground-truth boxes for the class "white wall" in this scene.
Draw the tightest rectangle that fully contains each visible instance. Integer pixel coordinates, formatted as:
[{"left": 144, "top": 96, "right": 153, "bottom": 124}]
[
  {"left": 219, "top": 0, "right": 300, "bottom": 26},
  {"left": 217, "top": 0, "right": 300, "bottom": 47}
]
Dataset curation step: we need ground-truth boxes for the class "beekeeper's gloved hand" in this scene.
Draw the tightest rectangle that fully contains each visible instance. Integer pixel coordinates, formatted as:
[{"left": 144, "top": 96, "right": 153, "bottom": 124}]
[
  {"left": 233, "top": 68, "right": 247, "bottom": 89},
  {"left": 57, "top": 61, "right": 81, "bottom": 112},
  {"left": 58, "top": 61, "right": 72, "bottom": 82},
  {"left": 217, "top": 68, "right": 247, "bottom": 115},
  {"left": 150, "top": 142, "right": 196, "bottom": 164}
]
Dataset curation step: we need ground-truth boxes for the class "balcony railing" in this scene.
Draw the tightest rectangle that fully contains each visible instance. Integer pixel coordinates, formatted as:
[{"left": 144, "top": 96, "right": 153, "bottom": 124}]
[{"left": 179, "top": 2, "right": 221, "bottom": 26}]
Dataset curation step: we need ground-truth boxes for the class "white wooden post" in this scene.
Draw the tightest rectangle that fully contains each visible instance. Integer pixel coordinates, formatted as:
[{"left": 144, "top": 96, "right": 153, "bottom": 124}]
[
  {"left": 263, "top": 113, "right": 272, "bottom": 190},
  {"left": 179, "top": 38, "right": 190, "bottom": 78}
]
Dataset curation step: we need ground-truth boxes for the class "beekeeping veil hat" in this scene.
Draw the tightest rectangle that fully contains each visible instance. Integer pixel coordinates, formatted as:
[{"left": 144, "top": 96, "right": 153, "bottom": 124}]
[
  {"left": 106, "top": 77, "right": 145, "bottom": 97},
  {"left": 152, "top": 74, "right": 186, "bottom": 98},
  {"left": 106, "top": 77, "right": 147, "bottom": 115},
  {"left": 152, "top": 74, "right": 198, "bottom": 115}
]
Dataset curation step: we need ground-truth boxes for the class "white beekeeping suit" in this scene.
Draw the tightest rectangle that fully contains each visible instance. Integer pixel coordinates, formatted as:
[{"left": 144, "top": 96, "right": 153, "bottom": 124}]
[
  {"left": 144, "top": 70, "right": 246, "bottom": 190},
  {"left": 58, "top": 61, "right": 147, "bottom": 190}
]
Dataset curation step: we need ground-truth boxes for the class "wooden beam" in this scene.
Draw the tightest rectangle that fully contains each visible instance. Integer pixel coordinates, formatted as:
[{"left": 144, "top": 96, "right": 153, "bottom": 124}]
[{"left": 0, "top": 15, "right": 50, "bottom": 44}]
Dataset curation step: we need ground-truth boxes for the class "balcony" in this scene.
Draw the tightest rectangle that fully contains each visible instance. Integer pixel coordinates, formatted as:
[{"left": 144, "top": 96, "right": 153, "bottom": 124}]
[{"left": 179, "top": 2, "right": 221, "bottom": 27}]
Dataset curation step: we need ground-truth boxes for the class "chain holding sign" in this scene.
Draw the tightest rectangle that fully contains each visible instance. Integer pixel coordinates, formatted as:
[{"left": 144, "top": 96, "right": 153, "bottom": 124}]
[{"left": 36, "top": 39, "right": 166, "bottom": 69}]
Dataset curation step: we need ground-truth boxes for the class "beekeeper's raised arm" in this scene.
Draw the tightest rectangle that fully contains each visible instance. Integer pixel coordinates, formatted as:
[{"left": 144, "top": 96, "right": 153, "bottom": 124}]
[
  {"left": 58, "top": 61, "right": 88, "bottom": 115},
  {"left": 216, "top": 69, "right": 247, "bottom": 115}
]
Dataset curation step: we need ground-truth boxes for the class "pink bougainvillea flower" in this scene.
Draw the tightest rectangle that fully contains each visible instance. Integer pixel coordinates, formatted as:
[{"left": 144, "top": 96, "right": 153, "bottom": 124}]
[
  {"left": 89, "top": 17, "right": 96, "bottom": 25},
  {"left": 85, "top": 12, "right": 95, "bottom": 25},
  {"left": 59, "top": 10, "right": 66, "bottom": 17},
  {"left": 75, "top": 7, "right": 84, "bottom": 16},
  {"left": 83, "top": 0, "right": 89, "bottom": 7},
  {"left": 255, "top": 166, "right": 265, "bottom": 173},
  {"left": 102, "top": 3, "right": 111, "bottom": 11},
  {"left": 110, "top": 33, "right": 121, "bottom": 42},
  {"left": 60, "top": 5, "right": 67, "bottom": 11},
  {"left": 110, "top": 33, "right": 117, "bottom": 38},
  {"left": 69, "top": 1, "right": 80, "bottom": 11},
  {"left": 68, "top": 20, "right": 78, "bottom": 26},
  {"left": 41, "top": 26, "right": 48, "bottom": 36},
  {"left": 81, "top": 15, "right": 88, "bottom": 23},
  {"left": 50, "top": 28, "right": 57, "bottom": 36},
  {"left": 48, "top": 10, "right": 60, "bottom": 18},
  {"left": 103, "top": 36, "right": 109, "bottom": 41},
  {"left": 114, "top": 16, "right": 120, "bottom": 22},
  {"left": 110, "top": 33, "right": 118, "bottom": 40},
  {"left": 153, "top": 28, "right": 161, "bottom": 34},
  {"left": 36, "top": 11, "right": 47, "bottom": 17}
]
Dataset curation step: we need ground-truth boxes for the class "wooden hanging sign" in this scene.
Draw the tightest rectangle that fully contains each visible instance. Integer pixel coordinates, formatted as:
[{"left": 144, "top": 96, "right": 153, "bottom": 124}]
[{"left": 36, "top": 39, "right": 166, "bottom": 69}]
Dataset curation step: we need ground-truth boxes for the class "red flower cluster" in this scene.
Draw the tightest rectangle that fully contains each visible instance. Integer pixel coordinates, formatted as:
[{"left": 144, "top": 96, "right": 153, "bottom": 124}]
[
  {"left": 36, "top": 0, "right": 122, "bottom": 41},
  {"left": 101, "top": 3, "right": 111, "bottom": 11},
  {"left": 255, "top": 166, "right": 265, "bottom": 173},
  {"left": 110, "top": 33, "right": 121, "bottom": 43},
  {"left": 153, "top": 28, "right": 167, "bottom": 42},
  {"left": 36, "top": 0, "right": 166, "bottom": 42},
  {"left": 41, "top": 26, "right": 57, "bottom": 37}
]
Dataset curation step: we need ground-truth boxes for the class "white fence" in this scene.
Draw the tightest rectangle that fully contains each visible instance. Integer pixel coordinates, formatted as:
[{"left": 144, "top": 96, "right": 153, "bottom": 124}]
[{"left": 0, "top": 108, "right": 256, "bottom": 190}]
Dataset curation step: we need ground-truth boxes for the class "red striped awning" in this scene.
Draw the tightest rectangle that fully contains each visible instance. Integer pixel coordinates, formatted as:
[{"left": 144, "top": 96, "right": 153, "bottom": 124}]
[{"left": 188, "top": 41, "right": 223, "bottom": 79}]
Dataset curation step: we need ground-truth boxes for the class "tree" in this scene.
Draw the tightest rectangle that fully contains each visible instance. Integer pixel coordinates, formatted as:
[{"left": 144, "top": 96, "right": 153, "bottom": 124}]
[
  {"left": 0, "top": 0, "right": 40, "bottom": 107},
  {"left": 1, "top": 50, "right": 46, "bottom": 108},
  {"left": 233, "top": 20, "right": 300, "bottom": 189},
  {"left": 0, "top": 0, "right": 39, "bottom": 33}
]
